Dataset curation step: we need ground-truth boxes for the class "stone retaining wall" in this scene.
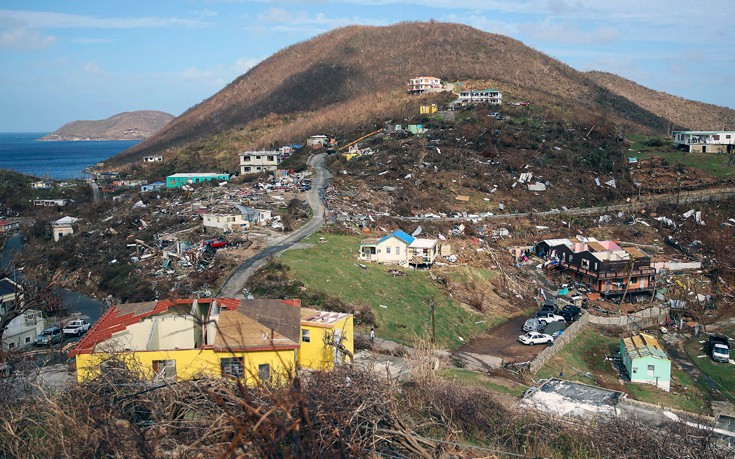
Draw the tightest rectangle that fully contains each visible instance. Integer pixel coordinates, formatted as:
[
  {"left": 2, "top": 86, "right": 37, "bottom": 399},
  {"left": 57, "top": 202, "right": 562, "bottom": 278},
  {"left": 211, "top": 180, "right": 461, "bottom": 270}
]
[{"left": 529, "top": 313, "right": 590, "bottom": 373}]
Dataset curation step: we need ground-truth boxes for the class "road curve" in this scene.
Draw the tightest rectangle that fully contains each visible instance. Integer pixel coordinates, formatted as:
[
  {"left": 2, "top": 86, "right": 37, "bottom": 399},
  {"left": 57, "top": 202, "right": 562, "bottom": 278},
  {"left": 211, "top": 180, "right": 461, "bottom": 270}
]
[{"left": 218, "top": 153, "right": 332, "bottom": 297}]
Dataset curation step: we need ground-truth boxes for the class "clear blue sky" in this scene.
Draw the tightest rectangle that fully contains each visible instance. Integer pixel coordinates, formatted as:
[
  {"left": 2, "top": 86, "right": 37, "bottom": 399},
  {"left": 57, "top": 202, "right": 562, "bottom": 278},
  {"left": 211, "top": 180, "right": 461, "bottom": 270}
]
[{"left": 1, "top": 1, "right": 733, "bottom": 132}]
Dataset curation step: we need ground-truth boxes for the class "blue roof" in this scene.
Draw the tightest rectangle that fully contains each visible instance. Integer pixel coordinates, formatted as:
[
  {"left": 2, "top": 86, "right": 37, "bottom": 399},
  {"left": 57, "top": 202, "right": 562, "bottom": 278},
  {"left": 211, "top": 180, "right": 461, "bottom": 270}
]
[{"left": 378, "top": 230, "right": 415, "bottom": 245}]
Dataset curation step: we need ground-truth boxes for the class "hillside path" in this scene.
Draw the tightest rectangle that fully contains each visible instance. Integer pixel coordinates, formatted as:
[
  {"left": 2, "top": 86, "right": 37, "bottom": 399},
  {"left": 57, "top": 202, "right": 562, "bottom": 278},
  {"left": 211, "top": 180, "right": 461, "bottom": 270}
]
[{"left": 218, "top": 153, "right": 332, "bottom": 297}]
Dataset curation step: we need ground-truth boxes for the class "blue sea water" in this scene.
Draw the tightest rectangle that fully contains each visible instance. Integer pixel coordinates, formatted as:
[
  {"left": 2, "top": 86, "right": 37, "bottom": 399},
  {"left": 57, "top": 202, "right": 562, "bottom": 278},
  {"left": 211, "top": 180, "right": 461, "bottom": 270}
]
[{"left": 0, "top": 132, "right": 140, "bottom": 180}]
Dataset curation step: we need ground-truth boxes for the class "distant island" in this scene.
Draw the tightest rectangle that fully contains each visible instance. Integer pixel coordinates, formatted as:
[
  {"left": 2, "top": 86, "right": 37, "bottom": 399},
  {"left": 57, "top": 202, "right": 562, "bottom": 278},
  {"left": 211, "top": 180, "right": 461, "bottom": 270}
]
[{"left": 40, "top": 110, "right": 174, "bottom": 141}]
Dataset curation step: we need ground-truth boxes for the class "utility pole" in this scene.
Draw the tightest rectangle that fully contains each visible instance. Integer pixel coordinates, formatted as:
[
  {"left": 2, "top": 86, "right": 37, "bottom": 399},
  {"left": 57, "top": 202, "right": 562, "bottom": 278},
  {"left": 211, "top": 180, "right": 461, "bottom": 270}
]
[{"left": 429, "top": 297, "right": 436, "bottom": 344}]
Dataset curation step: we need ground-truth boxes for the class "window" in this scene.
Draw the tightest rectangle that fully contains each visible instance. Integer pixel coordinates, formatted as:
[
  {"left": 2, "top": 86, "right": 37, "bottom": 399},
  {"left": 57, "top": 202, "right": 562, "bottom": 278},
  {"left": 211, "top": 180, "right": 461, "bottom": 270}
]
[
  {"left": 630, "top": 277, "right": 638, "bottom": 284},
  {"left": 714, "top": 135, "right": 720, "bottom": 141},
  {"left": 647, "top": 364, "right": 655, "bottom": 376},
  {"left": 581, "top": 259, "right": 590, "bottom": 270},
  {"left": 727, "top": 135, "right": 732, "bottom": 139},
  {"left": 242, "top": 156, "right": 250, "bottom": 162},
  {"left": 24, "top": 337, "right": 31, "bottom": 344},
  {"left": 396, "top": 246, "right": 401, "bottom": 255},
  {"left": 386, "top": 247, "right": 391, "bottom": 254},
  {"left": 152, "top": 360, "right": 177, "bottom": 379},
  {"left": 8, "top": 342, "right": 14, "bottom": 350},
  {"left": 632, "top": 367, "right": 638, "bottom": 373},
  {"left": 221, "top": 357, "right": 244, "bottom": 378},
  {"left": 302, "top": 329, "right": 311, "bottom": 343},
  {"left": 258, "top": 364, "right": 270, "bottom": 382},
  {"left": 267, "top": 156, "right": 275, "bottom": 161}
]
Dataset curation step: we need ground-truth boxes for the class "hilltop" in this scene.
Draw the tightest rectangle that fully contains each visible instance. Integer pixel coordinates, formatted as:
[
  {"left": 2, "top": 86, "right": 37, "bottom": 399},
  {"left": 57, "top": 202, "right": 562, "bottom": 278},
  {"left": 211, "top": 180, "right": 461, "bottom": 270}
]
[
  {"left": 108, "top": 21, "right": 735, "bottom": 171},
  {"left": 40, "top": 110, "right": 174, "bottom": 141}
]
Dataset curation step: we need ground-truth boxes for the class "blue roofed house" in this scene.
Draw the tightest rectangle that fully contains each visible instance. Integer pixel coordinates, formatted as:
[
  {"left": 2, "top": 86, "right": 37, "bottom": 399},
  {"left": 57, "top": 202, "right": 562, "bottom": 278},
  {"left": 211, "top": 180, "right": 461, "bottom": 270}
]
[{"left": 359, "top": 231, "right": 442, "bottom": 266}]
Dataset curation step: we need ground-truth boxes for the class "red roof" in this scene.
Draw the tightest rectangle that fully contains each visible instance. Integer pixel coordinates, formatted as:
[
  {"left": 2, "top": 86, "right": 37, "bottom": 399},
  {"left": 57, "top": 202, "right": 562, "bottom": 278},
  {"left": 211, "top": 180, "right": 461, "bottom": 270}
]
[{"left": 69, "top": 298, "right": 299, "bottom": 357}]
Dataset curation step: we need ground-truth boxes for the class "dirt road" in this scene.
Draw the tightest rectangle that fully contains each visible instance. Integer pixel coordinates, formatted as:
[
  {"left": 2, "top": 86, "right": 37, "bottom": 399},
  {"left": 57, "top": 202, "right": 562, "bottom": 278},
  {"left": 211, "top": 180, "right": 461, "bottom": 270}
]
[
  {"left": 458, "top": 315, "right": 547, "bottom": 364},
  {"left": 218, "top": 153, "right": 332, "bottom": 297}
]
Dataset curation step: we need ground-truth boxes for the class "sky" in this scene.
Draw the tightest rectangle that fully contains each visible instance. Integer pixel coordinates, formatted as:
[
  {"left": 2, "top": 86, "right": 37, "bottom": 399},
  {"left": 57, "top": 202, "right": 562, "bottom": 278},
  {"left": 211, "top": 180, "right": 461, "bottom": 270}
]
[{"left": 1, "top": 1, "right": 733, "bottom": 132}]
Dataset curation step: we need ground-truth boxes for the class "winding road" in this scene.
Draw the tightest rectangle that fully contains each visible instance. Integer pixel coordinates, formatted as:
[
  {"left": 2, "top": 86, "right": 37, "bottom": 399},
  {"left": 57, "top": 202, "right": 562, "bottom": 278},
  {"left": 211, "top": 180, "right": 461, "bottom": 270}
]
[{"left": 218, "top": 153, "right": 332, "bottom": 297}]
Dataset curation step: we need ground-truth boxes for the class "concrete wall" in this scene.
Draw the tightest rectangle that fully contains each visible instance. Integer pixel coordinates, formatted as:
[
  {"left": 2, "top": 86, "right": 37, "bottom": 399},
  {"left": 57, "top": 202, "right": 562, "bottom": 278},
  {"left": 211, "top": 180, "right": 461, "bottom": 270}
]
[
  {"left": 587, "top": 306, "right": 669, "bottom": 331},
  {"left": 530, "top": 313, "right": 590, "bottom": 373}
]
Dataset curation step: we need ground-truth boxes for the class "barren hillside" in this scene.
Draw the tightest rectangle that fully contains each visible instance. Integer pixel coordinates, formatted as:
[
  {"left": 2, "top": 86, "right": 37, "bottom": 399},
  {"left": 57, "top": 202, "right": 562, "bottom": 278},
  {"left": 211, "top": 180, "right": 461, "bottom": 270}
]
[
  {"left": 41, "top": 110, "right": 174, "bottom": 141},
  {"left": 109, "top": 21, "right": 697, "bottom": 167},
  {"left": 586, "top": 71, "right": 735, "bottom": 131}
]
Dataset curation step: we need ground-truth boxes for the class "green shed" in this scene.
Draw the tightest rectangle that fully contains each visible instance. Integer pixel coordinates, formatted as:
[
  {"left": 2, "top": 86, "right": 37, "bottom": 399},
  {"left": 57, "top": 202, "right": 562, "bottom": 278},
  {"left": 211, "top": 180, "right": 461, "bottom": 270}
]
[{"left": 620, "top": 333, "right": 671, "bottom": 392}]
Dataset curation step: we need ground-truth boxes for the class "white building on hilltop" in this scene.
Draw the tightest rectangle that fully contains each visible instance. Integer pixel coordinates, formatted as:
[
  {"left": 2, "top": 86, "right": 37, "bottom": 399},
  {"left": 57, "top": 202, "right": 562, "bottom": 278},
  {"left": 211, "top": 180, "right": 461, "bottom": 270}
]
[
  {"left": 408, "top": 76, "right": 442, "bottom": 94},
  {"left": 672, "top": 131, "right": 735, "bottom": 153},
  {"left": 239, "top": 150, "right": 282, "bottom": 174}
]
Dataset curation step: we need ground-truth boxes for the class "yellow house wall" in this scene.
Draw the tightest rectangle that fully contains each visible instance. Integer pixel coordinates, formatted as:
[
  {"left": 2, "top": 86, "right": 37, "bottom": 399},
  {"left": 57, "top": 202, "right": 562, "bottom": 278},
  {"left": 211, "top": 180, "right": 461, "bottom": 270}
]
[
  {"left": 298, "top": 315, "right": 354, "bottom": 370},
  {"left": 76, "top": 348, "right": 295, "bottom": 385}
]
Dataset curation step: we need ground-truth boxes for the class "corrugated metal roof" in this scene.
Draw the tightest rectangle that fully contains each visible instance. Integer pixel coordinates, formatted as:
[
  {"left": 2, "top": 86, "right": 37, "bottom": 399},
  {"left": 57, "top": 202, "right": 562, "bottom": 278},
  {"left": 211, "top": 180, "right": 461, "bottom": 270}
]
[{"left": 622, "top": 333, "right": 668, "bottom": 360}]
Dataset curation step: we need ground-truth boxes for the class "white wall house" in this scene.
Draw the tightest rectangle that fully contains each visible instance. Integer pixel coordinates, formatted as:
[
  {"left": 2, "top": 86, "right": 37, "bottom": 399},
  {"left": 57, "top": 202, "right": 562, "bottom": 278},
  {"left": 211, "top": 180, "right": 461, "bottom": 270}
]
[
  {"left": 359, "top": 231, "right": 444, "bottom": 266},
  {"left": 239, "top": 150, "right": 282, "bottom": 174},
  {"left": 458, "top": 89, "right": 503, "bottom": 105},
  {"left": 1, "top": 278, "right": 47, "bottom": 351},
  {"left": 143, "top": 156, "right": 163, "bottom": 163},
  {"left": 33, "top": 199, "right": 71, "bottom": 207},
  {"left": 672, "top": 131, "right": 735, "bottom": 153},
  {"left": 203, "top": 206, "right": 272, "bottom": 232},
  {"left": 52, "top": 216, "right": 79, "bottom": 242},
  {"left": 408, "top": 76, "right": 442, "bottom": 94}
]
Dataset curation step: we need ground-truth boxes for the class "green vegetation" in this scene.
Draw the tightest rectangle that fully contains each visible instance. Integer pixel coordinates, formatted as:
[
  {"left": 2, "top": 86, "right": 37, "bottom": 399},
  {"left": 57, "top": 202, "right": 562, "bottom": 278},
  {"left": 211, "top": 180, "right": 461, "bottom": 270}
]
[
  {"left": 684, "top": 337, "right": 735, "bottom": 403},
  {"left": 440, "top": 368, "right": 528, "bottom": 397},
  {"left": 278, "top": 233, "right": 487, "bottom": 348},
  {"left": 628, "top": 134, "right": 735, "bottom": 179},
  {"left": 537, "top": 327, "right": 710, "bottom": 413}
]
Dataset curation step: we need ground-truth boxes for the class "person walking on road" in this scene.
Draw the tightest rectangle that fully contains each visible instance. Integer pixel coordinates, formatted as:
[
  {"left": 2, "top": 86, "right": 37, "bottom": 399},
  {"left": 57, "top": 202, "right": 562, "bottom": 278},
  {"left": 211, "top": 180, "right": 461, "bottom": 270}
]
[{"left": 370, "top": 327, "right": 375, "bottom": 347}]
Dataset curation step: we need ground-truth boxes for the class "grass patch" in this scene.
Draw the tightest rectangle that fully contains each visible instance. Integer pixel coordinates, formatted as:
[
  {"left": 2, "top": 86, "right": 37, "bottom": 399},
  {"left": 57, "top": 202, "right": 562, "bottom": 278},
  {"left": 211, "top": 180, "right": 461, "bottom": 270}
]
[
  {"left": 628, "top": 134, "right": 735, "bottom": 179},
  {"left": 278, "top": 233, "right": 487, "bottom": 349},
  {"left": 537, "top": 327, "right": 710, "bottom": 413},
  {"left": 684, "top": 337, "right": 735, "bottom": 403},
  {"left": 440, "top": 368, "right": 528, "bottom": 398}
]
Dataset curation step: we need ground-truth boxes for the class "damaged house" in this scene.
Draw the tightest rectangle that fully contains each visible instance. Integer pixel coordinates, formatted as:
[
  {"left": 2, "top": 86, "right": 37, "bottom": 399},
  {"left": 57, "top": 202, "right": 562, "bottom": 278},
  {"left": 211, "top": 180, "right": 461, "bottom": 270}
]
[
  {"left": 202, "top": 206, "right": 272, "bottom": 232},
  {"left": 620, "top": 333, "right": 671, "bottom": 392},
  {"left": 359, "top": 230, "right": 444, "bottom": 267},
  {"left": 70, "top": 298, "right": 353, "bottom": 385},
  {"left": 541, "top": 238, "right": 655, "bottom": 297}
]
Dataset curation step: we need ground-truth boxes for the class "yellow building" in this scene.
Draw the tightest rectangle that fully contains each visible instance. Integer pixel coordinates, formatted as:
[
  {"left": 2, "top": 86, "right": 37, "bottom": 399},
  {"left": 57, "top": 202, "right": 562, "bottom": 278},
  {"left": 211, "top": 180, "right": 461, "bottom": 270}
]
[
  {"left": 420, "top": 104, "right": 437, "bottom": 114},
  {"left": 299, "top": 308, "right": 353, "bottom": 370},
  {"left": 71, "top": 298, "right": 352, "bottom": 384}
]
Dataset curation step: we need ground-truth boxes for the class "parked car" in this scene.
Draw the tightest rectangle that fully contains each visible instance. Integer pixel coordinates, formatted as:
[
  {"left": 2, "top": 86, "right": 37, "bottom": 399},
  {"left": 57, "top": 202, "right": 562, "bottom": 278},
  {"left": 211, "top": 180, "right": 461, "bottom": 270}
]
[
  {"left": 35, "top": 326, "right": 63, "bottom": 346},
  {"left": 63, "top": 319, "right": 91, "bottom": 336},
  {"left": 543, "top": 321, "right": 566, "bottom": 338},
  {"left": 535, "top": 312, "right": 565, "bottom": 324},
  {"left": 560, "top": 305, "right": 581, "bottom": 322},
  {"left": 518, "top": 332, "right": 554, "bottom": 346},
  {"left": 523, "top": 318, "right": 543, "bottom": 332},
  {"left": 538, "top": 304, "right": 556, "bottom": 315},
  {"left": 708, "top": 334, "right": 731, "bottom": 363}
]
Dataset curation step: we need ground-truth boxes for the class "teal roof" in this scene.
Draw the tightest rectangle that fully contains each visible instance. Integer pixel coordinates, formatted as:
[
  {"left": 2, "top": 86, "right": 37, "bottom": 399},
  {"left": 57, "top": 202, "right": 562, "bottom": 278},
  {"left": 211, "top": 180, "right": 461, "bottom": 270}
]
[{"left": 379, "top": 230, "right": 414, "bottom": 245}]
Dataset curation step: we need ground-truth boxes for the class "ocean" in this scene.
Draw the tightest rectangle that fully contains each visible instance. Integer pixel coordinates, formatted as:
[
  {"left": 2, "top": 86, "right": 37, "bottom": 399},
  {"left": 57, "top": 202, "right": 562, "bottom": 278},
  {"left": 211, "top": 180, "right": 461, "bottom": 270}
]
[{"left": 0, "top": 132, "right": 140, "bottom": 180}]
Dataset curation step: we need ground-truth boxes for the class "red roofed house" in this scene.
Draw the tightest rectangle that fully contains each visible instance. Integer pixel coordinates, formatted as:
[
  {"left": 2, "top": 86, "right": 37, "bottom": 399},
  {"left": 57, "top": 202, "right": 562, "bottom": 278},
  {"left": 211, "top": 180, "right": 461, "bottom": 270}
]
[{"left": 70, "top": 298, "right": 353, "bottom": 384}]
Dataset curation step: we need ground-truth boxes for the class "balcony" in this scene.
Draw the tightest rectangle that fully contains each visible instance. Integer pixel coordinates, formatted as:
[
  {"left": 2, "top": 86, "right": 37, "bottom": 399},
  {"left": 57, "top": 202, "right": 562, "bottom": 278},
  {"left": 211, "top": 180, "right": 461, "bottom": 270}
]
[{"left": 559, "top": 261, "right": 654, "bottom": 280}]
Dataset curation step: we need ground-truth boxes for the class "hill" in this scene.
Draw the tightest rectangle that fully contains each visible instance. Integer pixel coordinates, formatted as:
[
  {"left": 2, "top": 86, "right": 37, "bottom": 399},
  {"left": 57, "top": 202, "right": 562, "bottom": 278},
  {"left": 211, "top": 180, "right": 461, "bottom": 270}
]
[
  {"left": 586, "top": 71, "right": 735, "bottom": 132},
  {"left": 40, "top": 110, "right": 174, "bottom": 141},
  {"left": 107, "top": 22, "right": 735, "bottom": 171}
]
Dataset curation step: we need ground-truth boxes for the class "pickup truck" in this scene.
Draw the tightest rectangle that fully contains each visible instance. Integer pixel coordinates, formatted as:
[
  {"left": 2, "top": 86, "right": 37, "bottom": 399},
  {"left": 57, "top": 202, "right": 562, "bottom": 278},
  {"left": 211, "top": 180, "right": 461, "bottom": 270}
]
[
  {"left": 63, "top": 319, "right": 91, "bottom": 336},
  {"left": 708, "top": 335, "right": 731, "bottom": 363},
  {"left": 535, "top": 311, "right": 565, "bottom": 325}
]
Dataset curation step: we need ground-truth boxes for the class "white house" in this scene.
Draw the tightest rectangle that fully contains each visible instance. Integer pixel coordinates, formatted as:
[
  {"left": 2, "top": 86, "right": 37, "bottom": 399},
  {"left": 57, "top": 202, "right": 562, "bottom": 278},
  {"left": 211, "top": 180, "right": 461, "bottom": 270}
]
[
  {"left": 142, "top": 156, "right": 163, "bottom": 163},
  {"left": 408, "top": 76, "right": 442, "bottom": 94},
  {"left": 359, "top": 230, "right": 444, "bottom": 266},
  {"left": 31, "top": 181, "right": 53, "bottom": 189},
  {"left": 203, "top": 206, "right": 272, "bottom": 232},
  {"left": 33, "top": 199, "right": 72, "bottom": 207},
  {"left": 306, "top": 135, "right": 329, "bottom": 149},
  {"left": 672, "top": 131, "right": 735, "bottom": 153},
  {"left": 458, "top": 89, "right": 503, "bottom": 105},
  {"left": 52, "top": 216, "right": 79, "bottom": 242},
  {"left": 239, "top": 150, "right": 282, "bottom": 174},
  {"left": 0, "top": 278, "right": 47, "bottom": 351}
]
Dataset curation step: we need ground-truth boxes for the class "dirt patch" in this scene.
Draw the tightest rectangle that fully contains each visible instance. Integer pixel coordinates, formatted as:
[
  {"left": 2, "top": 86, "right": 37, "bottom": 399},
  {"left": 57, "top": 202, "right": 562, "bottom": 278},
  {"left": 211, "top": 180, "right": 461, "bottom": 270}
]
[{"left": 458, "top": 315, "right": 547, "bottom": 364}]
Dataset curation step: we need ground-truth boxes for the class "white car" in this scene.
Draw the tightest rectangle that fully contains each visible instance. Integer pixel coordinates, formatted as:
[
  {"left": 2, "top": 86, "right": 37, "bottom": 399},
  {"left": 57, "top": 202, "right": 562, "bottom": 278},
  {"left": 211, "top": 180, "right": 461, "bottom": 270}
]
[
  {"left": 63, "top": 319, "right": 91, "bottom": 336},
  {"left": 518, "top": 332, "right": 554, "bottom": 346},
  {"left": 536, "top": 312, "right": 565, "bottom": 325}
]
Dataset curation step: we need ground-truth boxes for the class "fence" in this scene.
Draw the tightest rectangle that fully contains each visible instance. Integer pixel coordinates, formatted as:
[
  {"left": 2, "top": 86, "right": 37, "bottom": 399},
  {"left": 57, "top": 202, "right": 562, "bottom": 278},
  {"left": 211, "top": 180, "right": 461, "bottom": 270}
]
[{"left": 587, "top": 306, "right": 669, "bottom": 331}]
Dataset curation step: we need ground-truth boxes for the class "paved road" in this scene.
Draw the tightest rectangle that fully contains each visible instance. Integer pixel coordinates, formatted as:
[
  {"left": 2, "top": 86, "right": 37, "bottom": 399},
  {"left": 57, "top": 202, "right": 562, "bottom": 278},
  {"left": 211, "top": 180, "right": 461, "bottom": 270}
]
[{"left": 218, "top": 153, "right": 332, "bottom": 297}]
